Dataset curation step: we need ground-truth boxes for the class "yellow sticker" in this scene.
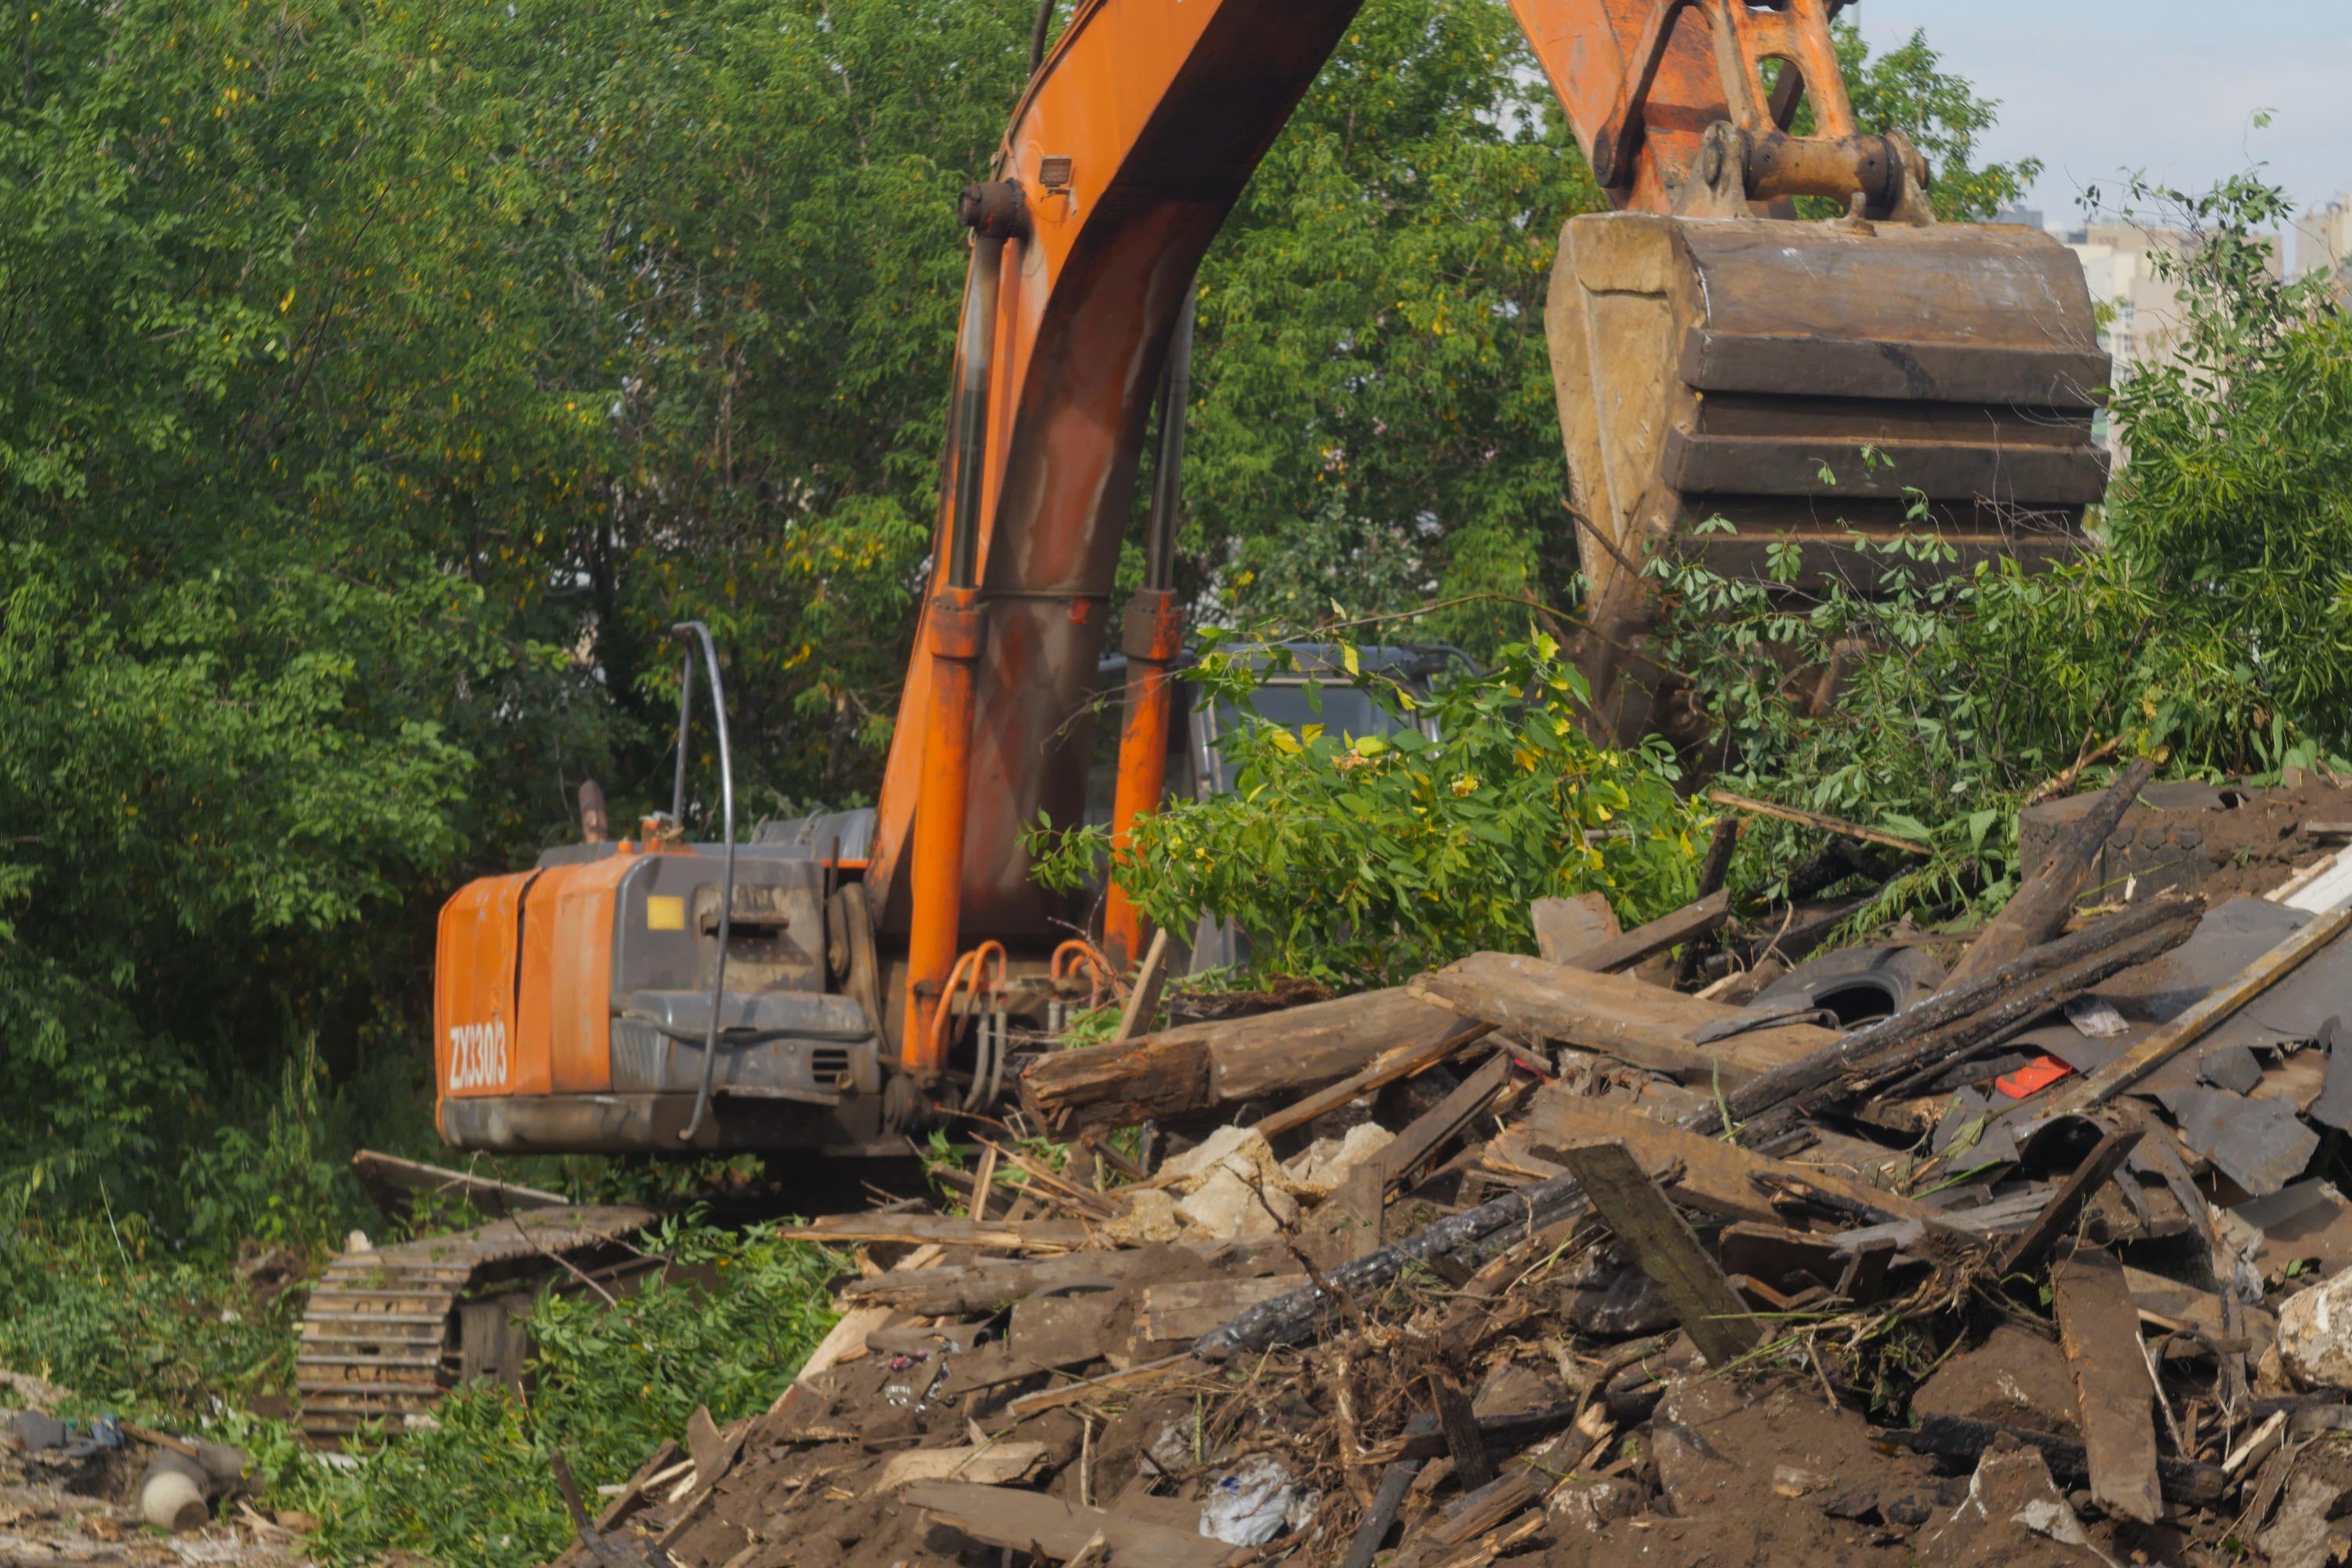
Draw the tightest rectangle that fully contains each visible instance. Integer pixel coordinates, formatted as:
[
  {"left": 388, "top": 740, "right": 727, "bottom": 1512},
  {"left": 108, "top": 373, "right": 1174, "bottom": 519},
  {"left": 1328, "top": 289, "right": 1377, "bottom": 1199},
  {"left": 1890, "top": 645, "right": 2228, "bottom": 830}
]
[{"left": 646, "top": 895, "right": 685, "bottom": 931}]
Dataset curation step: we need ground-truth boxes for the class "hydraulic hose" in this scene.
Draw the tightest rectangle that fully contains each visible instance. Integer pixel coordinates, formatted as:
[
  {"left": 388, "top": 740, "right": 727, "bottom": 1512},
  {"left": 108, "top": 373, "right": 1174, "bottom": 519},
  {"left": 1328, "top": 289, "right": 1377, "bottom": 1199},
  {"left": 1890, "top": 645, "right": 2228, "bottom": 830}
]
[{"left": 672, "top": 620, "right": 736, "bottom": 1144}]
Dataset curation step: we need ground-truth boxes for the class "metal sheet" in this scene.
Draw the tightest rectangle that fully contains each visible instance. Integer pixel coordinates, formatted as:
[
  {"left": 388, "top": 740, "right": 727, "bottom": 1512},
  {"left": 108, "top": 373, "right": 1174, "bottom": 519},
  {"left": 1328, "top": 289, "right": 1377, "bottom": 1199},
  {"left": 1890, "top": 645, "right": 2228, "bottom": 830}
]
[{"left": 2152, "top": 1086, "right": 2318, "bottom": 1198}]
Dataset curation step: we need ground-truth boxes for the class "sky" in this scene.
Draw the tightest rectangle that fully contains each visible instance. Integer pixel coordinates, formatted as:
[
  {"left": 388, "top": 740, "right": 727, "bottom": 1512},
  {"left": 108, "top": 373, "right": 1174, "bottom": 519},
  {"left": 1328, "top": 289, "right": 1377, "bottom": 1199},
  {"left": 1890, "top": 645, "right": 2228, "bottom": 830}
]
[{"left": 1851, "top": 0, "right": 2352, "bottom": 232}]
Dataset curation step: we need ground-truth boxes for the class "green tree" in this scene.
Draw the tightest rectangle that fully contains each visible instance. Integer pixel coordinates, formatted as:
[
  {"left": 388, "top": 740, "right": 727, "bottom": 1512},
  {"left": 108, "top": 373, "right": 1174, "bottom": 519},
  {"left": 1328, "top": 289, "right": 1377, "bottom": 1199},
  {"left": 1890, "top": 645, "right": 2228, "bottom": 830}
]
[
  {"left": 1831, "top": 21, "right": 2042, "bottom": 221},
  {"left": 0, "top": 0, "right": 1033, "bottom": 1208},
  {"left": 1174, "top": 0, "right": 1606, "bottom": 650}
]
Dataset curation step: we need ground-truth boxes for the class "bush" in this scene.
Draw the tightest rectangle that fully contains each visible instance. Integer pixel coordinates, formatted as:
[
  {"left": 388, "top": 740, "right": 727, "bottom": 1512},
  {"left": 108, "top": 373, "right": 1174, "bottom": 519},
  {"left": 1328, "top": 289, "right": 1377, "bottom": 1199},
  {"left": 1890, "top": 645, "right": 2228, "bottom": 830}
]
[
  {"left": 1030, "top": 633, "right": 1702, "bottom": 985},
  {"left": 0, "top": 1218, "right": 302, "bottom": 1421}
]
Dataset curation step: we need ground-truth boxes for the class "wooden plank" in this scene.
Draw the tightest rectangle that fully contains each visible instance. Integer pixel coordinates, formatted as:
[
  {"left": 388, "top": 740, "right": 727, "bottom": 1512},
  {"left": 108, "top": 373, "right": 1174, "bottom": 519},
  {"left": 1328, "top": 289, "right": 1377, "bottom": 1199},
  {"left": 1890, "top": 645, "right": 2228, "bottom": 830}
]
[
  {"left": 1341, "top": 1421, "right": 1432, "bottom": 1568},
  {"left": 1531, "top": 893, "right": 1618, "bottom": 964},
  {"left": 902, "top": 1481, "right": 1229, "bottom": 1568},
  {"left": 1249, "top": 1020, "right": 1494, "bottom": 1141},
  {"left": 1019, "top": 986, "right": 1470, "bottom": 1134},
  {"left": 1676, "top": 818, "right": 1742, "bottom": 987},
  {"left": 1377, "top": 1050, "right": 1513, "bottom": 1192},
  {"left": 1416, "top": 1470, "right": 1547, "bottom": 1551},
  {"left": 2055, "top": 902, "right": 2352, "bottom": 1112},
  {"left": 1994, "top": 1122, "right": 2145, "bottom": 1276},
  {"left": 2124, "top": 1266, "right": 2275, "bottom": 1352},
  {"left": 350, "top": 1149, "right": 568, "bottom": 1219},
  {"left": 1134, "top": 1276, "right": 1308, "bottom": 1345},
  {"left": 934, "top": 1340, "right": 1098, "bottom": 1399},
  {"left": 1551, "top": 1138, "right": 1762, "bottom": 1368},
  {"left": 1409, "top": 953, "right": 1837, "bottom": 1087},
  {"left": 1000, "top": 1354, "right": 1200, "bottom": 1419},
  {"left": 1211, "top": 991, "right": 1475, "bottom": 1105},
  {"left": 793, "top": 1306, "right": 893, "bottom": 1386},
  {"left": 1333, "top": 1164, "right": 1386, "bottom": 1261},
  {"left": 1109, "top": 926, "right": 1171, "bottom": 1046},
  {"left": 1704, "top": 789, "right": 1932, "bottom": 857},
  {"left": 2052, "top": 1248, "right": 2163, "bottom": 1526},
  {"left": 875, "top": 1443, "right": 1048, "bottom": 1493},
  {"left": 1428, "top": 1369, "right": 1497, "bottom": 1490},
  {"left": 1523, "top": 1087, "right": 1953, "bottom": 1234},
  {"left": 1681, "top": 895, "right": 2199, "bottom": 1138},
  {"left": 1559, "top": 888, "right": 1731, "bottom": 975},
  {"left": 779, "top": 1214, "right": 1092, "bottom": 1252}
]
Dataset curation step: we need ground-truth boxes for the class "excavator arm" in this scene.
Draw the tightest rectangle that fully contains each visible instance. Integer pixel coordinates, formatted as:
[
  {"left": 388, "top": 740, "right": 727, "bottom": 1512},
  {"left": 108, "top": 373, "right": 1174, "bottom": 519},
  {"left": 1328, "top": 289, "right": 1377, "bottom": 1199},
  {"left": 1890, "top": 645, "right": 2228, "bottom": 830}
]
[{"left": 863, "top": 0, "right": 2106, "bottom": 1069}]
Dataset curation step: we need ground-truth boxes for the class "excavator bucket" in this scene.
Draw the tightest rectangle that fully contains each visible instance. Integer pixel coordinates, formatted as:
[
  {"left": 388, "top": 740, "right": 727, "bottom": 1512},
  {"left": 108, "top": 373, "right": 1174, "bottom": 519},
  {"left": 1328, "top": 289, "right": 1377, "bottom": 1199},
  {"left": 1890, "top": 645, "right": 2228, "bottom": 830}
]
[{"left": 1548, "top": 212, "right": 2111, "bottom": 742}]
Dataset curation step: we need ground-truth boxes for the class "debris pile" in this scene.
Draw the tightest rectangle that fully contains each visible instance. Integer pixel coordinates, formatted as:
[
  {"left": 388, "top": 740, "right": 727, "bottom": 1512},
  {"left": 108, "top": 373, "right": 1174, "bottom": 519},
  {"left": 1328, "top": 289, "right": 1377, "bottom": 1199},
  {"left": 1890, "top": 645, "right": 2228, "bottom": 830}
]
[
  {"left": 557, "top": 771, "right": 2352, "bottom": 1568},
  {"left": 1, "top": 1373, "right": 308, "bottom": 1566}
]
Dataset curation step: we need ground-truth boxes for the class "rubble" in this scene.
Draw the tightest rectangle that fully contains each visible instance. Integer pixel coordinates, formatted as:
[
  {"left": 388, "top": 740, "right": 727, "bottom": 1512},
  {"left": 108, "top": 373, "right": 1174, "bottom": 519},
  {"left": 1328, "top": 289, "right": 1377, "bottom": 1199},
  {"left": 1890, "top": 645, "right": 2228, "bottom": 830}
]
[
  {"left": 1, "top": 1384, "right": 303, "bottom": 1567},
  {"left": 550, "top": 776, "right": 2352, "bottom": 1568}
]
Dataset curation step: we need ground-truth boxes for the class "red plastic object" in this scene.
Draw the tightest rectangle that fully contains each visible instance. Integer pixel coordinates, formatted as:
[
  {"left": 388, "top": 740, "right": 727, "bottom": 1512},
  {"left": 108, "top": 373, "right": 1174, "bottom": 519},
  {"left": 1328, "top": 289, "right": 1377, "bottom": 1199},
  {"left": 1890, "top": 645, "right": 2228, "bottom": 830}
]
[{"left": 1994, "top": 1054, "right": 2075, "bottom": 1100}]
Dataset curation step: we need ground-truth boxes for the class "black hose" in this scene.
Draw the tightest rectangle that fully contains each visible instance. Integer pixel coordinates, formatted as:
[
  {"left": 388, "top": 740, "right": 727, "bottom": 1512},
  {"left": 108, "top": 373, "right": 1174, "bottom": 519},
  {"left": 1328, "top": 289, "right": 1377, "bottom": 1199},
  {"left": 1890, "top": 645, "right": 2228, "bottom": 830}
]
[
  {"left": 672, "top": 621, "right": 736, "bottom": 1144},
  {"left": 1027, "top": 0, "right": 1055, "bottom": 76}
]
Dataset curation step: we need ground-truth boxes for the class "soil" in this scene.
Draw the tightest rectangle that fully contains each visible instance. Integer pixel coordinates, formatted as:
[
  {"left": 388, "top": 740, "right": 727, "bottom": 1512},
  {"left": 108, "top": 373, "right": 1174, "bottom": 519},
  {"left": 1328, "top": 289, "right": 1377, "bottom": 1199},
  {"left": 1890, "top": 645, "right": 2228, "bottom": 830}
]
[
  {"left": 2017, "top": 775, "right": 2352, "bottom": 909},
  {"left": 1544, "top": 1375, "right": 1953, "bottom": 1568},
  {"left": 1912, "top": 1326, "right": 2082, "bottom": 1439}
]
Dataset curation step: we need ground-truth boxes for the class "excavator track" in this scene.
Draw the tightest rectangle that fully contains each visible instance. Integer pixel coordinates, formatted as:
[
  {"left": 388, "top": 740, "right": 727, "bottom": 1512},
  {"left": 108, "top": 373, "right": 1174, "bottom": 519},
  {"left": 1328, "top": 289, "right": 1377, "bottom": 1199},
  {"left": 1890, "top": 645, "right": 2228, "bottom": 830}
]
[{"left": 296, "top": 1204, "right": 655, "bottom": 1443}]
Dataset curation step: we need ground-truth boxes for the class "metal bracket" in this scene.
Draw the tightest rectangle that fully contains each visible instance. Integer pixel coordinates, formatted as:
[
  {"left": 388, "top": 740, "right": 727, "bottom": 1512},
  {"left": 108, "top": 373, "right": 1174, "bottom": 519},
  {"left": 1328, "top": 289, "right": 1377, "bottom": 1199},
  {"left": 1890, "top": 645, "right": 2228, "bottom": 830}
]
[{"left": 1600, "top": 0, "right": 1933, "bottom": 224}]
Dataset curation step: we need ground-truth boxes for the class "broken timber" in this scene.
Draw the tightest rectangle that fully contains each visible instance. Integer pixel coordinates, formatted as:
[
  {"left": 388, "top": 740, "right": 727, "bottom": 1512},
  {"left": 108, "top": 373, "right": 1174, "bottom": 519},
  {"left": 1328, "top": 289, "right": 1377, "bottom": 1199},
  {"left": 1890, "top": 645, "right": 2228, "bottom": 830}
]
[
  {"left": 2052, "top": 900, "right": 2352, "bottom": 1112},
  {"left": 1551, "top": 1137, "right": 1762, "bottom": 1367},
  {"left": 1555, "top": 887, "right": 1731, "bottom": 975},
  {"left": 1677, "top": 894, "right": 2201, "bottom": 1138},
  {"left": 1939, "top": 759, "right": 2154, "bottom": 992},
  {"left": 1994, "top": 1122, "right": 2145, "bottom": 1276},
  {"left": 1248, "top": 1019, "right": 1494, "bottom": 1141},
  {"left": 902, "top": 1481, "right": 1230, "bottom": 1568},
  {"left": 1018, "top": 986, "right": 1472, "bottom": 1133},
  {"left": 2052, "top": 1247, "right": 2164, "bottom": 1525},
  {"left": 1704, "top": 788, "right": 1933, "bottom": 857},
  {"left": 1409, "top": 951, "right": 1836, "bottom": 1087}
]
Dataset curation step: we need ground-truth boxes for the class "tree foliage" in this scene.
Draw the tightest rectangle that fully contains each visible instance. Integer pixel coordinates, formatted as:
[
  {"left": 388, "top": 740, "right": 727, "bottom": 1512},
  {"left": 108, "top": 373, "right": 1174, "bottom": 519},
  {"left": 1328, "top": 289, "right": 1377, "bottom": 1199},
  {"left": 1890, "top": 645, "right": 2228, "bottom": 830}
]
[{"left": 1030, "top": 636, "right": 1700, "bottom": 984}]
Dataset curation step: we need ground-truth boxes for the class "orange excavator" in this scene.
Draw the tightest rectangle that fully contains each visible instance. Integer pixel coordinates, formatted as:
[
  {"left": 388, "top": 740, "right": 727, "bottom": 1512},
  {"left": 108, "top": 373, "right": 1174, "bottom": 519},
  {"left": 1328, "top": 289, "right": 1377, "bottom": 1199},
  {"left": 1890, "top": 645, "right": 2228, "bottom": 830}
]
[{"left": 429, "top": 0, "right": 2109, "bottom": 1159}]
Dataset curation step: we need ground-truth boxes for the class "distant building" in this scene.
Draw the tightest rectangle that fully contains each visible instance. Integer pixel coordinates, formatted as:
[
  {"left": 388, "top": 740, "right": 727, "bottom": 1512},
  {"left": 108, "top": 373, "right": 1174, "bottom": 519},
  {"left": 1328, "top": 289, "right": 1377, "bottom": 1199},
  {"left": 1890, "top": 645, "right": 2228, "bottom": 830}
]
[
  {"left": 1991, "top": 204, "right": 2048, "bottom": 231},
  {"left": 2293, "top": 194, "right": 2352, "bottom": 285}
]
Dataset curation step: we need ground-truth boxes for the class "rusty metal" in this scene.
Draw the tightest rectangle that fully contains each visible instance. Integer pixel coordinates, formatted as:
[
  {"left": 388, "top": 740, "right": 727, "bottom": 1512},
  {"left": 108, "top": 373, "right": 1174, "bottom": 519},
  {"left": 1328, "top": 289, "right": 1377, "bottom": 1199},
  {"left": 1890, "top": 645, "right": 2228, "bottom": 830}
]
[
  {"left": 1555, "top": 0, "right": 1926, "bottom": 220},
  {"left": 956, "top": 180, "right": 1031, "bottom": 242},
  {"left": 904, "top": 586, "right": 986, "bottom": 1080},
  {"left": 1544, "top": 215, "right": 2108, "bottom": 742},
  {"left": 1104, "top": 285, "right": 1195, "bottom": 971}
]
